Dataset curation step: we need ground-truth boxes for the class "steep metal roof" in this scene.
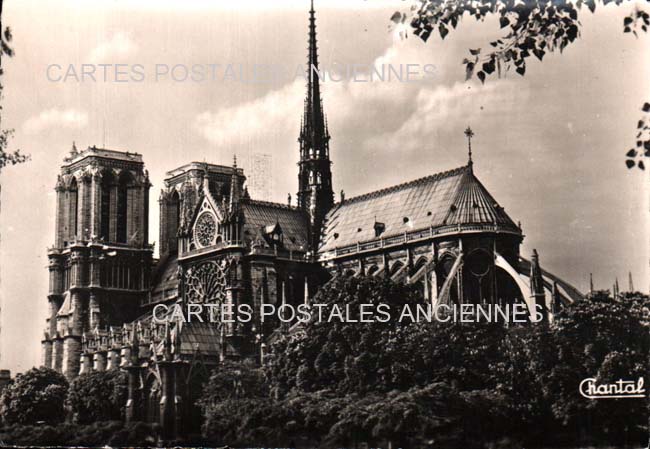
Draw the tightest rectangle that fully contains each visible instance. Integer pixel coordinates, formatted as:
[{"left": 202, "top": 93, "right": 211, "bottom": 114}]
[
  {"left": 176, "top": 321, "right": 222, "bottom": 357},
  {"left": 241, "top": 200, "right": 310, "bottom": 252},
  {"left": 444, "top": 167, "right": 517, "bottom": 226},
  {"left": 319, "top": 165, "right": 520, "bottom": 253},
  {"left": 150, "top": 254, "right": 179, "bottom": 304}
]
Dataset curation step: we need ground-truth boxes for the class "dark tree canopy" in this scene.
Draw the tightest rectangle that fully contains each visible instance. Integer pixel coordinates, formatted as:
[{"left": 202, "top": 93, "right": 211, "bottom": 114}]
[
  {"left": 0, "top": 367, "right": 68, "bottom": 425},
  {"left": 66, "top": 370, "right": 128, "bottom": 424},
  {"left": 264, "top": 275, "right": 425, "bottom": 397}
]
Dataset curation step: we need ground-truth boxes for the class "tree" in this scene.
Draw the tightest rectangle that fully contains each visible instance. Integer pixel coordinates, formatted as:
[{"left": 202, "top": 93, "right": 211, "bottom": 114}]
[
  {"left": 195, "top": 280, "right": 650, "bottom": 447},
  {"left": 0, "top": 0, "right": 29, "bottom": 367},
  {"left": 264, "top": 275, "right": 425, "bottom": 397},
  {"left": 199, "top": 360, "right": 288, "bottom": 446},
  {"left": 66, "top": 370, "right": 128, "bottom": 424},
  {"left": 0, "top": 2, "right": 29, "bottom": 169},
  {"left": 544, "top": 292, "right": 649, "bottom": 442},
  {"left": 326, "top": 383, "right": 461, "bottom": 448},
  {"left": 283, "top": 390, "right": 349, "bottom": 445},
  {"left": 0, "top": 367, "right": 68, "bottom": 425},
  {"left": 392, "top": 0, "right": 649, "bottom": 169}
]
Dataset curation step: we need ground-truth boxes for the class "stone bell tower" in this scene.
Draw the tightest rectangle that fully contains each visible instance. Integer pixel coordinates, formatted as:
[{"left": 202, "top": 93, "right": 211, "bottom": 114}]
[{"left": 42, "top": 144, "right": 153, "bottom": 379}]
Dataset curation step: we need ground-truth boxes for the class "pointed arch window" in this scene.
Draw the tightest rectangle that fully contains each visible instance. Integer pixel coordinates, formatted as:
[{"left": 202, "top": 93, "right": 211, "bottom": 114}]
[
  {"left": 67, "top": 178, "right": 78, "bottom": 243},
  {"left": 100, "top": 171, "right": 114, "bottom": 241},
  {"left": 168, "top": 190, "right": 180, "bottom": 254},
  {"left": 116, "top": 171, "right": 134, "bottom": 244}
]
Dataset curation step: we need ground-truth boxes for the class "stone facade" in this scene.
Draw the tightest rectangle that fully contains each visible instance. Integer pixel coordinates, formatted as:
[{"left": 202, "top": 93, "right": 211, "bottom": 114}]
[{"left": 42, "top": 146, "right": 153, "bottom": 379}]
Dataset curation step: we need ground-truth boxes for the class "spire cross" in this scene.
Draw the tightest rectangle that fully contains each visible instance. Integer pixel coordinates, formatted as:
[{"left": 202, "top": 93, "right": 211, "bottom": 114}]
[{"left": 464, "top": 126, "right": 474, "bottom": 165}]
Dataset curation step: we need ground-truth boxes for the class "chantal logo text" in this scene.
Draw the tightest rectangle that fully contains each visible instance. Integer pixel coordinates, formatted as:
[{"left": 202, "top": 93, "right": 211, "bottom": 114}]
[{"left": 579, "top": 377, "right": 646, "bottom": 399}]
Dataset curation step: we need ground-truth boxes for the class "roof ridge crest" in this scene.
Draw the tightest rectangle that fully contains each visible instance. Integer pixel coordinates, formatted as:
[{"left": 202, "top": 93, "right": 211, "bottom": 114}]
[{"left": 337, "top": 165, "right": 468, "bottom": 206}]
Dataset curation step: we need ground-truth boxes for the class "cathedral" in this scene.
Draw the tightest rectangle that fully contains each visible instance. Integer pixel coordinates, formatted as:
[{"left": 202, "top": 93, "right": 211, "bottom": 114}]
[{"left": 40, "top": 1, "right": 583, "bottom": 438}]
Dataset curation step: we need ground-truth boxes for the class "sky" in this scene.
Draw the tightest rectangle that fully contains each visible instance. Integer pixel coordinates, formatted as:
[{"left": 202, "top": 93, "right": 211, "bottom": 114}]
[{"left": 0, "top": 0, "right": 648, "bottom": 374}]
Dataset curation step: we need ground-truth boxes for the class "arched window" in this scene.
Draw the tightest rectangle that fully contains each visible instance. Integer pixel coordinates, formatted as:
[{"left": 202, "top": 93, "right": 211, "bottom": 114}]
[
  {"left": 67, "top": 177, "right": 78, "bottom": 243},
  {"left": 144, "top": 373, "right": 161, "bottom": 424},
  {"left": 390, "top": 260, "right": 404, "bottom": 276},
  {"left": 100, "top": 171, "right": 114, "bottom": 241},
  {"left": 116, "top": 171, "right": 133, "bottom": 243},
  {"left": 413, "top": 257, "right": 428, "bottom": 274},
  {"left": 168, "top": 190, "right": 180, "bottom": 254}
]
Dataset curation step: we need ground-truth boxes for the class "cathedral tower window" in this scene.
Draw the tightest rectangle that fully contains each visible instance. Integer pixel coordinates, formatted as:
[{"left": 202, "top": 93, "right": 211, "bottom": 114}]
[
  {"left": 100, "top": 171, "right": 114, "bottom": 241},
  {"left": 116, "top": 171, "right": 134, "bottom": 244},
  {"left": 167, "top": 190, "right": 180, "bottom": 254},
  {"left": 66, "top": 177, "right": 78, "bottom": 244}
]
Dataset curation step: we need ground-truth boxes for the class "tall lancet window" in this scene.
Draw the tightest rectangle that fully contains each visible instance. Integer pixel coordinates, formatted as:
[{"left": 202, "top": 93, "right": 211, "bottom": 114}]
[
  {"left": 67, "top": 177, "right": 78, "bottom": 243},
  {"left": 116, "top": 171, "right": 133, "bottom": 244},
  {"left": 168, "top": 190, "right": 180, "bottom": 254},
  {"left": 100, "top": 171, "right": 114, "bottom": 241}
]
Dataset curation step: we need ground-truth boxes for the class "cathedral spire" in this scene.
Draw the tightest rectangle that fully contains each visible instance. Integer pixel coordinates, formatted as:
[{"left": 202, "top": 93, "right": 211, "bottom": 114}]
[
  {"left": 301, "top": 0, "right": 327, "bottom": 153},
  {"left": 297, "top": 0, "right": 334, "bottom": 253}
]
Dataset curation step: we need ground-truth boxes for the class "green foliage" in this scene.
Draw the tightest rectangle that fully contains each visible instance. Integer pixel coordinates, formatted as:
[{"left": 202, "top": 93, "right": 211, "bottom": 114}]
[
  {"left": 404, "top": 0, "right": 646, "bottom": 82},
  {"left": 66, "top": 370, "right": 128, "bottom": 424},
  {"left": 0, "top": 25, "right": 29, "bottom": 169},
  {"left": 199, "top": 360, "right": 287, "bottom": 446},
  {"left": 261, "top": 277, "right": 649, "bottom": 447},
  {"left": 626, "top": 102, "right": 650, "bottom": 170},
  {"left": 544, "top": 294, "right": 649, "bottom": 436},
  {"left": 326, "top": 383, "right": 460, "bottom": 448},
  {"left": 0, "top": 421, "right": 159, "bottom": 447},
  {"left": 0, "top": 367, "right": 68, "bottom": 425},
  {"left": 4, "top": 278, "right": 636, "bottom": 447},
  {"left": 265, "top": 275, "right": 425, "bottom": 397},
  {"left": 283, "top": 390, "right": 349, "bottom": 444}
]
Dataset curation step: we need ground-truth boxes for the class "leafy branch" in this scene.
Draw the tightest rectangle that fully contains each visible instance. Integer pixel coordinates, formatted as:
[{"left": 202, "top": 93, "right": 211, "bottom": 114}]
[
  {"left": 393, "top": 0, "right": 650, "bottom": 169},
  {"left": 626, "top": 102, "right": 650, "bottom": 170},
  {"left": 0, "top": 25, "right": 29, "bottom": 170}
]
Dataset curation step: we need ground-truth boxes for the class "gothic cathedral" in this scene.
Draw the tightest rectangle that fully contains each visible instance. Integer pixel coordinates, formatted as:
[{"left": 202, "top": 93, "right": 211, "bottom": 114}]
[{"left": 40, "top": 1, "right": 583, "bottom": 438}]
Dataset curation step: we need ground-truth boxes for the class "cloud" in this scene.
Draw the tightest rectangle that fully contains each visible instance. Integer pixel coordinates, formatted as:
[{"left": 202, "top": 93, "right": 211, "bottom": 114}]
[
  {"left": 22, "top": 108, "right": 88, "bottom": 134},
  {"left": 89, "top": 31, "right": 137, "bottom": 62},
  {"left": 194, "top": 81, "right": 303, "bottom": 146},
  {"left": 190, "top": 38, "right": 521, "bottom": 200},
  {"left": 192, "top": 38, "right": 439, "bottom": 152},
  {"left": 66, "top": 0, "right": 407, "bottom": 11},
  {"left": 365, "top": 79, "right": 528, "bottom": 154}
]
